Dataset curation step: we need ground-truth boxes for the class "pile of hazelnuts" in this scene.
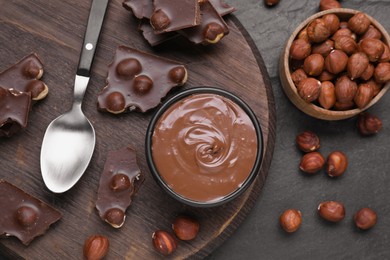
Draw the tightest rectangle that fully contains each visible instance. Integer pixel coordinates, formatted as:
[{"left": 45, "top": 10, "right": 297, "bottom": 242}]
[
  {"left": 289, "top": 11, "right": 390, "bottom": 110},
  {"left": 279, "top": 129, "right": 379, "bottom": 234}
]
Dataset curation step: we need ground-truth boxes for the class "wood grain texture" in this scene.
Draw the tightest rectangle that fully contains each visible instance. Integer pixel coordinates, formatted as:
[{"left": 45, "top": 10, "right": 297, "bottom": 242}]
[{"left": 0, "top": 0, "right": 276, "bottom": 259}]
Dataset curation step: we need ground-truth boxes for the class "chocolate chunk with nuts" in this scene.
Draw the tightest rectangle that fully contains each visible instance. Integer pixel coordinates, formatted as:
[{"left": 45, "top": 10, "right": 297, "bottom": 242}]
[
  {"left": 150, "top": 0, "right": 201, "bottom": 33},
  {"left": 139, "top": 19, "right": 179, "bottom": 46},
  {"left": 0, "top": 87, "right": 32, "bottom": 137},
  {"left": 96, "top": 146, "right": 144, "bottom": 228},
  {"left": 123, "top": 0, "right": 153, "bottom": 19},
  {"left": 97, "top": 46, "right": 187, "bottom": 113},
  {"left": 0, "top": 53, "right": 48, "bottom": 101},
  {"left": 0, "top": 180, "right": 62, "bottom": 245},
  {"left": 179, "top": 0, "right": 229, "bottom": 45}
]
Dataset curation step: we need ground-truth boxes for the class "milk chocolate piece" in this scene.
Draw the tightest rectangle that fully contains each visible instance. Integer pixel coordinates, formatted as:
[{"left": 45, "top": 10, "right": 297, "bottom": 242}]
[
  {"left": 0, "top": 180, "right": 62, "bottom": 245},
  {"left": 123, "top": 0, "right": 153, "bottom": 19},
  {"left": 139, "top": 19, "right": 179, "bottom": 46},
  {"left": 180, "top": 0, "right": 229, "bottom": 44},
  {"left": 96, "top": 146, "right": 144, "bottom": 228},
  {"left": 0, "top": 87, "right": 32, "bottom": 137},
  {"left": 97, "top": 46, "right": 187, "bottom": 113},
  {"left": 0, "top": 53, "right": 48, "bottom": 101},
  {"left": 208, "top": 0, "right": 236, "bottom": 16},
  {"left": 150, "top": 0, "right": 201, "bottom": 33}
]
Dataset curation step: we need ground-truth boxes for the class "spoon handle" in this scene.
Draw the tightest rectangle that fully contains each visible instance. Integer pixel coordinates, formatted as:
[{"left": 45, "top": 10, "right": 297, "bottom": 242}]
[{"left": 77, "top": 0, "right": 110, "bottom": 77}]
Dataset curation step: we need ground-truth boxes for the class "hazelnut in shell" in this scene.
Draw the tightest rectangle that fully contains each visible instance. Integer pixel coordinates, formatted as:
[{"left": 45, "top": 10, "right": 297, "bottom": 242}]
[
  {"left": 312, "top": 39, "right": 334, "bottom": 57},
  {"left": 290, "top": 39, "right": 312, "bottom": 60},
  {"left": 307, "top": 19, "right": 331, "bottom": 43},
  {"left": 325, "top": 50, "right": 348, "bottom": 75},
  {"left": 296, "top": 131, "right": 320, "bottom": 153},
  {"left": 318, "top": 201, "right": 345, "bottom": 222},
  {"left": 332, "top": 28, "right": 353, "bottom": 40},
  {"left": 297, "top": 78, "right": 322, "bottom": 103},
  {"left": 379, "top": 44, "right": 390, "bottom": 62},
  {"left": 303, "top": 54, "right": 325, "bottom": 76},
  {"left": 367, "top": 80, "right": 383, "bottom": 96},
  {"left": 319, "top": 0, "right": 341, "bottom": 11},
  {"left": 335, "top": 75, "right": 358, "bottom": 103},
  {"left": 360, "top": 63, "right": 375, "bottom": 81},
  {"left": 299, "top": 151, "right": 325, "bottom": 174},
  {"left": 83, "top": 235, "right": 109, "bottom": 260},
  {"left": 374, "top": 62, "right": 390, "bottom": 83},
  {"left": 361, "top": 25, "right": 382, "bottom": 40},
  {"left": 357, "top": 112, "right": 382, "bottom": 135},
  {"left": 348, "top": 12, "right": 371, "bottom": 35},
  {"left": 172, "top": 215, "right": 200, "bottom": 241},
  {"left": 322, "top": 14, "right": 340, "bottom": 35},
  {"left": 318, "top": 81, "right": 336, "bottom": 109},
  {"left": 279, "top": 209, "right": 302, "bottom": 233},
  {"left": 347, "top": 52, "right": 369, "bottom": 80},
  {"left": 152, "top": 230, "right": 177, "bottom": 256},
  {"left": 359, "top": 38, "right": 385, "bottom": 62},
  {"left": 291, "top": 69, "right": 308, "bottom": 86},
  {"left": 326, "top": 151, "right": 348, "bottom": 177},
  {"left": 334, "top": 36, "right": 358, "bottom": 55},
  {"left": 318, "top": 70, "right": 335, "bottom": 82},
  {"left": 354, "top": 83, "right": 374, "bottom": 109},
  {"left": 354, "top": 208, "right": 377, "bottom": 230}
]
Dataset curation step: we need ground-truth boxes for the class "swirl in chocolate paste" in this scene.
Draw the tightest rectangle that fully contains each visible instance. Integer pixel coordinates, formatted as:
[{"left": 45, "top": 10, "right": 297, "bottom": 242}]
[{"left": 152, "top": 93, "right": 258, "bottom": 203}]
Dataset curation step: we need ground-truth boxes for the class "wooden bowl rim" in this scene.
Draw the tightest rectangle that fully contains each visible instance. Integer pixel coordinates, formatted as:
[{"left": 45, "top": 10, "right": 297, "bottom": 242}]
[{"left": 281, "top": 8, "right": 390, "bottom": 120}]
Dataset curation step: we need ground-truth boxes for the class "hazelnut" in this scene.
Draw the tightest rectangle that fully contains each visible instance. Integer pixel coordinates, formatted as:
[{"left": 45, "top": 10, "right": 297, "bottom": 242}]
[
  {"left": 319, "top": 0, "right": 341, "bottom": 11},
  {"left": 203, "top": 22, "right": 225, "bottom": 44},
  {"left": 23, "top": 60, "right": 43, "bottom": 79},
  {"left": 150, "top": 9, "right": 171, "bottom": 30},
  {"left": 318, "top": 201, "right": 345, "bottom": 222},
  {"left": 291, "top": 68, "right": 308, "bottom": 86},
  {"left": 325, "top": 50, "right": 348, "bottom": 74},
  {"left": 379, "top": 44, "right": 390, "bottom": 62},
  {"left": 15, "top": 205, "right": 38, "bottom": 227},
  {"left": 360, "top": 25, "right": 382, "bottom": 40},
  {"left": 357, "top": 112, "right": 382, "bottom": 135},
  {"left": 299, "top": 151, "right": 325, "bottom": 174},
  {"left": 297, "top": 78, "right": 322, "bottom": 103},
  {"left": 26, "top": 79, "right": 48, "bottom": 100},
  {"left": 360, "top": 63, "right": 375, "bottom": 81},
  {"left": 83, "top": 235, "right": 109, "bottom": 260},
  {"left": 335, "top": 75, "right": 358, "bottom": 103},
  {"left": 296, "top": 131, "right": 320, "bottom": 153},
  {"left": 348, "top": 12, "right": 371, "bottom": 35},
  {"left": 105, "top": 92, "right": 126, "bottom": 114},
  {"left": 105, "top": 208, "right": 125, "bottom": 228},
  {"left": 312, "top": 39, "right": 334, "bottom": 57},
  {"left": 133, "top": 75, "right": 153, "bottom": 95},
  {"left": 354, "top": 208, "right": 377, "bottom": 230},
  {"left": 332, "top": 28, "right": 353, "bottom": 40},
  {"left": 322, "top": 14, "right": 340, "bottom": 35},
  {"left": 152, "top": 230, "right": 177, "bottom": 255},
  {"left": 264, "top": 0, "right": 280, "bottom": 7},
  {"left": 354, "top": 83, "right": 374, "bottom": 109},
  {"left": 116, "top": 58, "right": 142, "bottom": 78},
  {"left": 307, "top": 19, "right": 331, "bottom": 43},
  {"left": 318, "top": 81, "right": 336, "bottom": 109},
  {"left": 326, "top": 151, "right": 348, "bottom": 177},
  {"left": 318, "top": 70, "right": 335, "bottom": 82},
  {"left": 110, "top": 174, "right": 131, "bottom": 192},
  {"left": 366, "top": 80, "right": 383, "bottom": 96},
  {"left": 347, "top": 52, "right": 369, "bottom": 80},
  {"left": 172, "top": 215, "right": 200, "bottom": 241},
  {"left": 333, "top": 101, "right": 355, "bottom": 111},
  {"left": 169, "top": 66, "right": 187, "bottom": 85},
  {"left": 290, "top": 39, "right": 312, "bottom": 60},
  {"left": 359, "top": 38, "right": 385, "bottom": 62},
  {"left": 279, "top": 209, "right": 302, "bottom": 233},
  {"left": 374, "top": 62, "right": 390, "bottom": 83},
  {"left": 303, "top": 54, "right": 325, "bottom": 76},
  {"left": 298, "top": 28, "right": 309, "bottom": 42},
  {"left": 334, "top": 36, "right": 358, "bottom": 55}
]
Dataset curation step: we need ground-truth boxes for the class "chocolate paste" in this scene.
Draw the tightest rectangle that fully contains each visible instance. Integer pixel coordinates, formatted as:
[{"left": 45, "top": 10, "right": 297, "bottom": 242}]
[{"left": 151, "top": 93, "right": 258, "bottom": 202}]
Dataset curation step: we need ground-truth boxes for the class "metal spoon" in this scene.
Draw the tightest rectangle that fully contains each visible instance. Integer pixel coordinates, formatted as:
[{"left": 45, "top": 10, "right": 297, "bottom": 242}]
[{"left": 40, "top": 0, "right": 109, "bottom": 193}]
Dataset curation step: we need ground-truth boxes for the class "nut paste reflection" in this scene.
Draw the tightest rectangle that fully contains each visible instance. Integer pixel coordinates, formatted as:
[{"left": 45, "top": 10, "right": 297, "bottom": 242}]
[{"left": 152, "top": 93, "right": 258, "bottom": 202}]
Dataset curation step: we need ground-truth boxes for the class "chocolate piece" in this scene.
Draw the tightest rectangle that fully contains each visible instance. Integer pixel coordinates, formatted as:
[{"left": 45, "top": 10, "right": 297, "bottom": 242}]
[
  {"left": 150, "top": 0, "right": 201, "bottom": 33},
  {"left": 139, "top": 19, "right": 179, "bottom": 46},
  {"left": 97, "top": 46, "right": 187, "bottom": 113},
  {"left": 180, "top": 0, "right": 229, "bottom": 44},
  {"left": 0, "top": 53, "right": 48, "bottom": 101},
  {"left": 96, "top": 146, "right": 144, "bottom": 228},
  {"left": 151, "top": 93, "right": 258, "bottom": 202},
  {"left": 123, "top": 0, "right": 153, "bottom": 19},
  {"left": 0, "top": 180, "right": 62, "bottom": 245},
  {"left": 0, "top": 87, "right": 32, "bottom": 137},
  {"left": 208, "top": 0, "right": 236, "bottom": 16}
]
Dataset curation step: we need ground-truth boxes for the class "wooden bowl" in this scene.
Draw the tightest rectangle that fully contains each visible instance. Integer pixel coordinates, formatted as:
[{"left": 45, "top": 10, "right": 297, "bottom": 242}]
[{"left": 280, "top": 8, "right": 390, "bottom": 120}]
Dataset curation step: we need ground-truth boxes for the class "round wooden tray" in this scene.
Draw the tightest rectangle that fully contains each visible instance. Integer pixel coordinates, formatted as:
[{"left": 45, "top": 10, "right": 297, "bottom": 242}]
[{"left": 0, "top": 0, "right": 276, "bottom": 259}]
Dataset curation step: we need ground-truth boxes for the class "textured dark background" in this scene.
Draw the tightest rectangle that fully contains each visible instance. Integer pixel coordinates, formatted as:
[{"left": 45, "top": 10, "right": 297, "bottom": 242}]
[{"left": 208, "top": 0, "right": 390, "bottom": 259}]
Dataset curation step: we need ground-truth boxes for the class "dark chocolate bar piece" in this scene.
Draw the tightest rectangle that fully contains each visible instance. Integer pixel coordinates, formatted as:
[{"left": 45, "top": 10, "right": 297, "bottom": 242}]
[
  {"left": 208, "top": 0, "right": 236, "bottom": 16},
  {"left": 0, "top": 87, "right": 32, "bottom": 138},
  {"left": 139, "top": 19, "right": 179, "bottom": 46},
  {"left": 0, "top": 53, "right": 48, "bottom": 101},
  {"left": 180, "top": 0, "right": 229, "bottom": 45},
  {"left": 0, "top": 180, "right": 62, "bottom": 245},
  {"left": 123, "top": 0, "right": 153, "bottom": 19},
  {"left": 150, "top": 0, "right": 201, "bottom": 33},
  {"left": 96, "top": 147, "right": 144, "bottom": 228},
  {"left": 97, "top": 46, "right": 187, "bottom": 113}
]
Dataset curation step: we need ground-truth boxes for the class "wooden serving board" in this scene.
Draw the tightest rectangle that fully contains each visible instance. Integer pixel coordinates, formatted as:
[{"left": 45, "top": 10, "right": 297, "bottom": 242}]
[{"left": 0, "top": 0, "right": 276, "bottom": 259}]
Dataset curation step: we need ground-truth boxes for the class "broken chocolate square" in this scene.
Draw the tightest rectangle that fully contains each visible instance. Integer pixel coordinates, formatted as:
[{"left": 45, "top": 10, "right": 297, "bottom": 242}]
[
  {"left": 0, "top": 53, "right": 48, "bottom": 101},
  {"left": 0, "top": 87, "right": 32, "bottom": 138},
  {"left": 123, "top": 0, "right": 153, "bottom": 19},
  {"left": 0, "top": 180, "right": 62, "bottom": 245},
  {"left": 209, "top": 0, "right": 236, "bottom": 16},
  {"left": 97, "top": 46, "right": 187, "bottom": 113},
  {"left": 96, "top": 146, "right": 144, "bottom": 228}
]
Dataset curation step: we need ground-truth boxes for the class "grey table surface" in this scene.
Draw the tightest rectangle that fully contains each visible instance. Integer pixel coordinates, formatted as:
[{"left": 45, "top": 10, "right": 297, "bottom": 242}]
[{"left": 207, "top": 1, "right": 390, "bottom": 259}]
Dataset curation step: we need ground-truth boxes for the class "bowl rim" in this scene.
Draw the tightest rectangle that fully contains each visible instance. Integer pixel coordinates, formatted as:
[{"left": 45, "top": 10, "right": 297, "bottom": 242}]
[
  {"left": 280, "top": 8, "right": 390, "bottom": 120},
  {"left": 145, "top": 86, "right": 264, "bottom": 207}
]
